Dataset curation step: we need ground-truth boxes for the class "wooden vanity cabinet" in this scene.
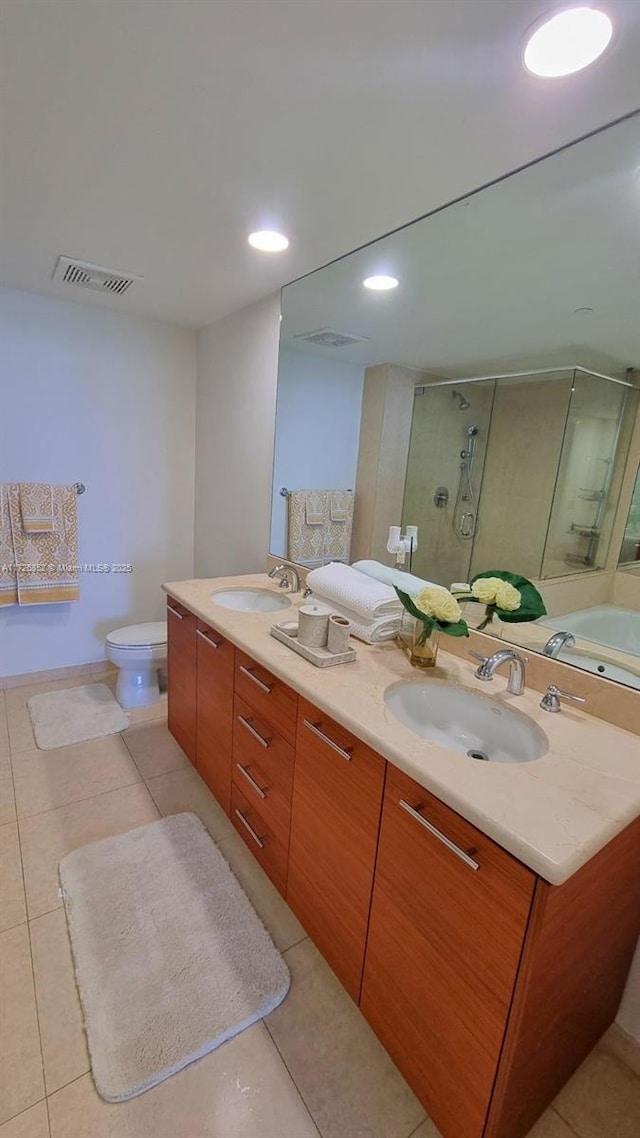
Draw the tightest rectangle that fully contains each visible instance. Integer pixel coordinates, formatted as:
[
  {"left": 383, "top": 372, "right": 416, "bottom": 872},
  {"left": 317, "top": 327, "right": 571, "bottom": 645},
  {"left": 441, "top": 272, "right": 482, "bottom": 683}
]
[
  {"left": 360, "top": 765, "right": 536, "bottom": 1138},
  {"left": 166, "top": 602, "right": 640, "bottom": 1138},
  {"left": 230, "top": 653, "right": 298, "bottom": 895},
  {"left": 195, "top": 620, "right": 235, "bottom": 813},
  {"left": 166, "top": 596, "right": 197, "bottom": 763},
  {"left": 484, "top": 811, "right": 640, "bottom": 1138},
  {"left": 287, "top": 697, "right": 386, "bottom": 1002}
]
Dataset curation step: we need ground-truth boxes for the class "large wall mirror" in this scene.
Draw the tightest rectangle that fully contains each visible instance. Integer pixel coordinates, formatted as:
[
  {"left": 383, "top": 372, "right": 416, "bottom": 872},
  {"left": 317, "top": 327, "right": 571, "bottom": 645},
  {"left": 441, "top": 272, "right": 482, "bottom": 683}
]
[{"left": 270, "top": 111, "right": 640, "bottom": 691}]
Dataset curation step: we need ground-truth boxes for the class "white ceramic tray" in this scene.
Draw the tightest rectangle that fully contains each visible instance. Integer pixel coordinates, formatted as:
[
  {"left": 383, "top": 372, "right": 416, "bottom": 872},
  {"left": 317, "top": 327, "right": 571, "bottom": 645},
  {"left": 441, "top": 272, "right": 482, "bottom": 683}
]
[{"left": 270, "top": 620, "right": 356, "bottom": 667}]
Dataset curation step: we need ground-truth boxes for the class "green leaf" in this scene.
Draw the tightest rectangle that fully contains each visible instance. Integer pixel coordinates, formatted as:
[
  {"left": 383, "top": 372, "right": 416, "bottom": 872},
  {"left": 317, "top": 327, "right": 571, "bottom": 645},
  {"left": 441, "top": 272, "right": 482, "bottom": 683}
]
[
  {"left": 434, "top": 618, "right": 469, "bottom": 637},
  {"left": 395, "top": 589, "right": 469, "bottom": 638},
  {"left": 469, "top": 570, "right": 546, "bottom": 624}
]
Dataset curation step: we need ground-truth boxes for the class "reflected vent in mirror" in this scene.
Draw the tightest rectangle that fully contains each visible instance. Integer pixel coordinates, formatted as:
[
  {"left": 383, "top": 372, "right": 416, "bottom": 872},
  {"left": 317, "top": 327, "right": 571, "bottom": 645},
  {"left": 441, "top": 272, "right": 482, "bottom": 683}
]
[
  {"left": 53, "top": 256, "right": 142, "bottom": 296},
  {"left": 293, "top": 328, "right": 369, "bottom": 348}
]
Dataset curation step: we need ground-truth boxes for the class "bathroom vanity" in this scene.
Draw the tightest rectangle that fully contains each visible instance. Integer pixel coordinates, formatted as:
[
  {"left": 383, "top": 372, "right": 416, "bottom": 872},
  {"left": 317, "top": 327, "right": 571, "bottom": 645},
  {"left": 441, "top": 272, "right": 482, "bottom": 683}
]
[{"left": 164, "top": 575, "right": 640, "bottom": 1138}]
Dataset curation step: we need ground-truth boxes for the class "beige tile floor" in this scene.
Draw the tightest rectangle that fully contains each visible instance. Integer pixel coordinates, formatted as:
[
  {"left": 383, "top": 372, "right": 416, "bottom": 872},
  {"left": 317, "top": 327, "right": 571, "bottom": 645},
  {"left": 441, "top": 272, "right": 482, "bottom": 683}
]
[{"left": 1, "top": 676, "right": 639, "bottom": 1137}]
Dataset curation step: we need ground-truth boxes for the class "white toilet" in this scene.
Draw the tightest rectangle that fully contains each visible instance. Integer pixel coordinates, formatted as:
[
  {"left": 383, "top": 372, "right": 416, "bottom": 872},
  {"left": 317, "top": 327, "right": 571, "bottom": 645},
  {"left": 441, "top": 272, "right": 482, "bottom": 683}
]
[{"left": 105, "top": 621, "right": 167, "bottom": 709}]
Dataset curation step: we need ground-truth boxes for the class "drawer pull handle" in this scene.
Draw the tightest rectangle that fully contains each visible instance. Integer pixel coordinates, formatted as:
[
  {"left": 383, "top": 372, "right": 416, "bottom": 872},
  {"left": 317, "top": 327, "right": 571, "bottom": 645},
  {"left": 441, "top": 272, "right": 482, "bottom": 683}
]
[
  {"left": 237, "top": 714, "right": 271, "bottom": 749},
  {"left": 167, "top": 604, "right": 184, "bottom": 620},
  {"left": 234, "top": 808, "right": 265, "bottom": 849},
  {"left": 303, "top": 718, "right": 352, "bottom": 762},
  {"left": 399, "top": 799, "right": 480, "bottom": 871},
  {"left": 239, "top": 665, "right": 272, "bottom": 694},
  {"left": 196, "top": 628, "right": 221, "bottom": 648},
  {"left": 236, "top": 762, "right": 267, "bottom": 799}
]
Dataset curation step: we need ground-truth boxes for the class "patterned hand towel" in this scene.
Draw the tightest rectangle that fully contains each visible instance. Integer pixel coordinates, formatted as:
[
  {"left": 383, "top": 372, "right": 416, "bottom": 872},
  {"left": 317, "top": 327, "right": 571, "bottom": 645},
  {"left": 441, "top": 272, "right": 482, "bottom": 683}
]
[
  {"left": 288, "top": 490, "right": 354, "bottom": 565},
  {"left": 305, "top": 491, "right": 329, "bottom": 526},
  {"left": 0, "top": 486, "right": 18, "bottom": 607},
  {"left": 19, "top": 483, "right": 55, "bottom": 532},
  {"left": 7, "top": 483, "right": 80, "bottom": 605},
  {"left": 330, "top": 490, "right": 353, "bottom": 523}
]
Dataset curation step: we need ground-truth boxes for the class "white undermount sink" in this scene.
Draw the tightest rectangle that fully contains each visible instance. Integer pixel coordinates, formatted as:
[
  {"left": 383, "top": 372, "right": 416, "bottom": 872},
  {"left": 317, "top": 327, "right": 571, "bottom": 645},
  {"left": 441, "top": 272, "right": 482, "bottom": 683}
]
[
  {"left": 210, "top": 587, "right": 291, "bottom": 613},
  {"left": 385, "top": 680, "right": 548, "bottom": 764}
]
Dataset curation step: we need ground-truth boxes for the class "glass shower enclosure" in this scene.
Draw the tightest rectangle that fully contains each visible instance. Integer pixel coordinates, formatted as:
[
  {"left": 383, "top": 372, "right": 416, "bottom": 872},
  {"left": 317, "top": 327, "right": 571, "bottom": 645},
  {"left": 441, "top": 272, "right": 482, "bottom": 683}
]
[{"left": 401, "top": 367, "right": 638, "bottom": 588}]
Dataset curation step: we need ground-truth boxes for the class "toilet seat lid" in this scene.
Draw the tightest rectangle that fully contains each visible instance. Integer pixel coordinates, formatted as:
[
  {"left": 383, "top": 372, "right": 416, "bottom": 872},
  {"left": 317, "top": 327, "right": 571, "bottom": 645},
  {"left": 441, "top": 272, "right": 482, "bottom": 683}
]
[{"left": 106, "top": 621, "right": 167, "bottom": 648}]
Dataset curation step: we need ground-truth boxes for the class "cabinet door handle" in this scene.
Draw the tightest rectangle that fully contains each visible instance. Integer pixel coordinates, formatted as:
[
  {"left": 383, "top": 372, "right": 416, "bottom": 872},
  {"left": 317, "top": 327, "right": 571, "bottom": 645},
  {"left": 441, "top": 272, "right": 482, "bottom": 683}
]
[
  {"left": 234, "top": 808, "right": 265, "bottom": 849},
  {"left": 167, "top": 603, "right": 184, "bottom": 620},
  {"left": 236, "top": 762, "right": 267, "bottom": 799},
  {"left": 237, "top": 714, "right": 271, "bottom": 749},
  {"left": 196, "top": 628, "right": 221, "bottom": 649},
  {"left": 303, "top": 718, "right": 352, "bottom": 762},
  {"left": 239, "top": 665, "right": 272, "bottom": 694},
  {"left": 399, "top": 799, "right": 480, "bottom": 871}
]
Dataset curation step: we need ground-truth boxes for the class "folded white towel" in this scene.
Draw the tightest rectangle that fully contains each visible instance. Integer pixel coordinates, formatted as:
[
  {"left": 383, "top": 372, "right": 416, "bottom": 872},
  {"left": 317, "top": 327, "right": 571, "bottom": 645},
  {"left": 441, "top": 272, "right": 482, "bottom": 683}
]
[
  {"left": 305, "top": 562, "right": 402, "bottom": 620},
  {"left": 309, "top": 594, "right": 400, "bottom": 644},
  {"left": 352, "top": 559, "right": 446, "bottom": 596}
]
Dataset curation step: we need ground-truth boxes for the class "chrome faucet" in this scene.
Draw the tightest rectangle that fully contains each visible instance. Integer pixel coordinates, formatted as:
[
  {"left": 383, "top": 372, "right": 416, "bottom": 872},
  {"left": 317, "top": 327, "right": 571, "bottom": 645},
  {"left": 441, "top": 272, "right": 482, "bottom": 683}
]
[
  {"left": 471, "top": 648, "right": 526, "bottom": 695},
  {"left": 542, "top": 631, "right": 576, "bottom": 658},
  {"left": 268, "top": 564, "right": 300, "bottom": 593}
]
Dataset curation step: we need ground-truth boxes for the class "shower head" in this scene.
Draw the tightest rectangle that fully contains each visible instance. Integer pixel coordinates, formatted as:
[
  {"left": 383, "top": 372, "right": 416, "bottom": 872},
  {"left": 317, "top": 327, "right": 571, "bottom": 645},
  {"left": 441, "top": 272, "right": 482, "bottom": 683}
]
[{"left": 452, "top": 389, "right": 471, "bottom": 411}]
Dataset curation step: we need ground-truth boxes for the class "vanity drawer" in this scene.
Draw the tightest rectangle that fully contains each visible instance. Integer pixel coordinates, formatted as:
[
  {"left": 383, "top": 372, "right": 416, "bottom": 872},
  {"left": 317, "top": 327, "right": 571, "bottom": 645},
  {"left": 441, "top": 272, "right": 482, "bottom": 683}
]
[
  {"left": 231, "top": 784, "right": 289, "bottom": 896},
  {"left": 196, "top": 619, "right": 234, "bottom": 815},
  {"left": 287, "top": 697, "right": 387, "bottom": 1002},
  {"left": 360, "top": 765, "right": 535, "bottom": 1138},
  {"left": 166, "top": 596, "right": 197, "bottom": 763},
  {"left": 232, "top": 695, "right": 294, "bottom": 845},
  {"left": 234, "top": 651, "right": 298, "bottom": 745}
]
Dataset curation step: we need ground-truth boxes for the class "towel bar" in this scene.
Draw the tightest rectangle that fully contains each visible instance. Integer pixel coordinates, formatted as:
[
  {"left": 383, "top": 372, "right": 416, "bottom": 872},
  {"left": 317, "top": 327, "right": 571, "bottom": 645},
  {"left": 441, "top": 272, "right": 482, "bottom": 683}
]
[{"left": 280, "top": 486, "right": 352, "bottom": 497}]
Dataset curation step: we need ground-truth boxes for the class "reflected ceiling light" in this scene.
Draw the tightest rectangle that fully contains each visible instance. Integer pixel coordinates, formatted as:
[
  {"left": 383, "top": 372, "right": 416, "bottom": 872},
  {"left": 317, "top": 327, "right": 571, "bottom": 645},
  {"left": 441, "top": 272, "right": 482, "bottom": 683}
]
[
  {"left": 363, "top": 275, "right": 399, "bottom": 291},
  {"left": 248, "top": 230, "right": 289, "bottom": 252},
  {"left": 523, "top": 7, "right": 613, "bottom": 78}
]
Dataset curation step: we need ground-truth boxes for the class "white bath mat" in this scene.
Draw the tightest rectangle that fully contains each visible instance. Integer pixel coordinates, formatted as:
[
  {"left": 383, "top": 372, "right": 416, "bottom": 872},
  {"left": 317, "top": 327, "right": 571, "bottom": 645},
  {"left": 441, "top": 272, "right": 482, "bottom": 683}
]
[
  {"left": 27, "top": 683, "right": 129, "bottom": 749},
  {"left": 59, "top": 812, "right": 291, "bottom": 1102}
]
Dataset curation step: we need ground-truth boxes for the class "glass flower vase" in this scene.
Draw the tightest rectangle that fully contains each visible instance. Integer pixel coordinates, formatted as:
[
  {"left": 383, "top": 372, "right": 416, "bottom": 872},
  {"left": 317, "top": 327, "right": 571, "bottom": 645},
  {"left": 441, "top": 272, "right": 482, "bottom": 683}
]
[{"left": 397, "top": 614, "right": 440, "bottom": 668}]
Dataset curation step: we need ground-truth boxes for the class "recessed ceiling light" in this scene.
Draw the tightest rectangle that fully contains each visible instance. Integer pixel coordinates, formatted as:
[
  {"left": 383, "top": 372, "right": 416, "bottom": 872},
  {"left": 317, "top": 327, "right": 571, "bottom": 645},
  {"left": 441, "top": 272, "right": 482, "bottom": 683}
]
[
  {"left": 363, "top": 275, "right": 399, "bottom": 291},
  {"left": 523, "top": 7, "right": 613, "bottom": 78},
  {"left": 248, "top": 230, "right": 289, "bottom": 252}
]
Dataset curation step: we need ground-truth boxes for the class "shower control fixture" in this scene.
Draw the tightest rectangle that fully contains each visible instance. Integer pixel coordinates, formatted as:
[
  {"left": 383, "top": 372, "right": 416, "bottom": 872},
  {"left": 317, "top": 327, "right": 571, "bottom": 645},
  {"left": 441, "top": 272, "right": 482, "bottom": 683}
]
[
  {"left": 453, "top": 424, "right": 480, "bottom": 540},
  {"left": 452, "top": 389, "right": 471, "bottom": 411},
  {"left": 433, "top": 486, "right": 449, "bottom": 508}
]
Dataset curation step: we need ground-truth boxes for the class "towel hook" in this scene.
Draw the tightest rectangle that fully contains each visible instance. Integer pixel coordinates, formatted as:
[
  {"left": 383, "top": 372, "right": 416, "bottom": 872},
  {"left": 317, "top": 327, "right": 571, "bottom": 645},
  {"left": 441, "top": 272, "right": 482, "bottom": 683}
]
[{"left": 74, "top": 483, "right": 86, "bottom": 495}]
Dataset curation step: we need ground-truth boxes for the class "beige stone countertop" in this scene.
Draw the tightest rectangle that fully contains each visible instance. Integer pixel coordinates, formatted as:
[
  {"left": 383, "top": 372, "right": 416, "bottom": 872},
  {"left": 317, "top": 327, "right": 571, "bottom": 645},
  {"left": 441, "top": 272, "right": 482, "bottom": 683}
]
[{"left": 163, "top": 574, "right": 640, "bottom": 886}]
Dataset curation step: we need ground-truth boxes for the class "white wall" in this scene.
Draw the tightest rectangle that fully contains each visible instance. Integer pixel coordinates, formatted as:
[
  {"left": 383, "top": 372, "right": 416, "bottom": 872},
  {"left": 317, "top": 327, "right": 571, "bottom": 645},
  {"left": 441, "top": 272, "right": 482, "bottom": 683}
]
[
  {"left": 0, "top": 288, "right": 196, "bottom": 678},
  {"left": 270, "top": 350, "right": 364, "bottom": 557},
  {"left": 195, "top": 293, "right": 281, "bottom": 576}
]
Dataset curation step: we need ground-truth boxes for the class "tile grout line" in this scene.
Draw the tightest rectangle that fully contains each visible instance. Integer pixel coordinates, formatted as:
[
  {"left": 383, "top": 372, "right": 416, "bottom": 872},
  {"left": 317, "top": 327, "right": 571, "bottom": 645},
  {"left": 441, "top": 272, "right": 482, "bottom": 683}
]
[
  {"left": 14, "top": 776, "right": 152, "bottom": 827},
  {"left": 549, "top": 1104, "right": 584, "bottom": 1137},
  {"left": 261, "top": 1020, "right": 324, "bottom": 1138},
  {"left": 7, "top": 740, "right": 53, "bottom": 1137},
  {"left": 0, "top": 1097, "right": 48, "bottom": 1130},
  {"left": 406, "top": 1120, "right": 430, "bottom": 1138},
  {"left": 13, "top": 774, "right": 145, "bottom": 825}
]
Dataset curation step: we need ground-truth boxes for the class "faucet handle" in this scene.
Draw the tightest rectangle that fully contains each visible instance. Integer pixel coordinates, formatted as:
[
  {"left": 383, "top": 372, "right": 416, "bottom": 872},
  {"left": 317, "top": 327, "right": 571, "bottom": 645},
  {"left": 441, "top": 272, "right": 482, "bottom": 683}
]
[
  {"left": 540, "top": 684, "right": 587, "bottom": 714},
  {"left": 468, "top": 650, "right": 488, "bottom": 664}
]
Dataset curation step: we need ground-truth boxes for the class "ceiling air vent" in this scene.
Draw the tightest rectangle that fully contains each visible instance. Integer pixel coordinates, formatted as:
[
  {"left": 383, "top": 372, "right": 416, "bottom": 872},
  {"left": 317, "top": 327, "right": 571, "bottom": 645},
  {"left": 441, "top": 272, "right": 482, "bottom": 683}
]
[
  {"left": 53, "top": 256, "right": 142, "bottom": 296},
  {"left": 293, "top": 328, "right": 369, "bottom": 348}
]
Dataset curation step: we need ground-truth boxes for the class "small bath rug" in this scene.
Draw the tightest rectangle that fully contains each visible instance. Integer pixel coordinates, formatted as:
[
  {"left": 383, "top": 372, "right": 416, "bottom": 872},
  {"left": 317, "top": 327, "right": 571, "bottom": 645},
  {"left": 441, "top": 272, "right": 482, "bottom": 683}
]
[
  {"left": 59, "top": 812, "right": 291, "bottom": 1102},
  {"left": 27, "top": 683, "right": 129, "bottom": 749}
]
